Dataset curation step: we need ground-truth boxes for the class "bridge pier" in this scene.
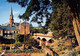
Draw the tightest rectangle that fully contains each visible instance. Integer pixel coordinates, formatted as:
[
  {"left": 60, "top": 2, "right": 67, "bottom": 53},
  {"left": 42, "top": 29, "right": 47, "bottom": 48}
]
[
  {"left": 46, "top": 41, "right": 47, "bottom": 46},
  {"left": 39, "top": 40, "right": 42, "bottom": 46},
  {"left": 10, "top": 46, "right": 12, "bottom": 50}
]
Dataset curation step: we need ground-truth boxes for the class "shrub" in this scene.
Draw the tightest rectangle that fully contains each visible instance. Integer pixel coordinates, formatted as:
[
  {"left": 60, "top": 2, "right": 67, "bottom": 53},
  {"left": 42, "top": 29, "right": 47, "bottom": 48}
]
[
  {"left": 6, "top": 49, "right": 44, "bottom": 53},
  {"left": 14, "top": 43, "right": 22, "bottom": 48},
  {"left": 2, "top": 46, "right": 6, "bottom": 50},
  {"left": 0, "top": 47, "right": 2, "bottom": 50},
  {"left": 69, "top": 51, "right": 78, "bottom": 56}
]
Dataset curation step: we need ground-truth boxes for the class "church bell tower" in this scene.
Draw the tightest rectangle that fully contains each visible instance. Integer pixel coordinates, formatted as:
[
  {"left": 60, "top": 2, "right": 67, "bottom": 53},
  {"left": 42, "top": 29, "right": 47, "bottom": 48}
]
[{"left": 9, "top": 7, "right": 14, "bottom": 27}]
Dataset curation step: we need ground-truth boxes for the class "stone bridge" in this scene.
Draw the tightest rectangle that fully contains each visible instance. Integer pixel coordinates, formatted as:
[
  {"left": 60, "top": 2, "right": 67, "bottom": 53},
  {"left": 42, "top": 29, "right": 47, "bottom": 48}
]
[{"left": 33, "top": 32, "right": 54, "bottom": 46}]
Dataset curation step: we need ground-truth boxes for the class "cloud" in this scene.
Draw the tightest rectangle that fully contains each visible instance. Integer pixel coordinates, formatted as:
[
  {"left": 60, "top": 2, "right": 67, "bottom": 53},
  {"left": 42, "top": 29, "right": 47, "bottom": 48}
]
[
  {"left": 49, "top": 0, "right": 52, "bottom": 2},
  {"left": 13, "top": 10, "right": 20, "bottom": 22},
  {"left": 14, "top": 17, "right": 20, "bottom": 22},
  {"left": 13, "top": 10, "right": 20, "bottom": 15}
]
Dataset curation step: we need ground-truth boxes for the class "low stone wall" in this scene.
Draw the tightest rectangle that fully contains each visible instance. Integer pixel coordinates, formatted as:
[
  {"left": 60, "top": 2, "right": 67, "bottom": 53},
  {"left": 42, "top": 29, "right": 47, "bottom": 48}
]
[{"left": 4, "top": 53, "right": 46, "bottom": 56}]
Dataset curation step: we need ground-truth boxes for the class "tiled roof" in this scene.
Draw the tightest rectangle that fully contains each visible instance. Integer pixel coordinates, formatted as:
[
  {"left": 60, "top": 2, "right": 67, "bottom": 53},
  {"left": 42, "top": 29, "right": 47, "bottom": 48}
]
[
  {"left": 0, "top": 27, "right": 2, "bottom": 30},
  {"left": 21, "top": 22, "right": 32, "bottom": 27},
  {"left": 15, "top": 23, "right": 19, "bottom": 26},
  {"left": 22, "top": 22, "right": 29, "bottom": 24},
  {"left": 1, "top": 26, "right": 17, "bottom": 30}
]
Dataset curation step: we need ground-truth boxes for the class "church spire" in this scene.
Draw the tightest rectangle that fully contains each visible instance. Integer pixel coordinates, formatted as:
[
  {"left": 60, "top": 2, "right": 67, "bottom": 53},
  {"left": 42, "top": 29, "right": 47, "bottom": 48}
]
[
  {"left": 10, "top": 7, "right": 13, "bottom": 18},
  {"left": 9, "top": 7, "right": 14, "bottom": 27}
]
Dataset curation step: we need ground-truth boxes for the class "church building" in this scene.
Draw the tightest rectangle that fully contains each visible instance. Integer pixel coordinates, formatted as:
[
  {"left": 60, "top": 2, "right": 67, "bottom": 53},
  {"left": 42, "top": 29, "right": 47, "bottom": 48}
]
[{"left": 0, "top": 8, "right": 30, "bottom": 39}]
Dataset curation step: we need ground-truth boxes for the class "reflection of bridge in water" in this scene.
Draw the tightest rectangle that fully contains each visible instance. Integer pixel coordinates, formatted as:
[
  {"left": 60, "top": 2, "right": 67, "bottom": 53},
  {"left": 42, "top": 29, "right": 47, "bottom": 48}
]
[{"left": 0, "top": 44, "right": 14, "bottom": 50}]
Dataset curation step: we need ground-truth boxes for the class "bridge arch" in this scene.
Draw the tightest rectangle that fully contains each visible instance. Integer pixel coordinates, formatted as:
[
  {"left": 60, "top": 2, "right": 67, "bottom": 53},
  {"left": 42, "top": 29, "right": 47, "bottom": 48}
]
[
  {"left": 48, "top": 39, "right": 54, "bottom": 43},
  {"left": 37, "top": 37, "right": 41, "bottom": 40},
  {"left": 42, "top": 38, "right": 46, "bottom": 41}
]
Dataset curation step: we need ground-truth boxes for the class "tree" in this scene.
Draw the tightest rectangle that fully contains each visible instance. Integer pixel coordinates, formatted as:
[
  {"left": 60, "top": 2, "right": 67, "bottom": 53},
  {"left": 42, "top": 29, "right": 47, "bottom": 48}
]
[
  {"left": 66, "top": 0, "right": 80, "bottom": 46},
  {"left": 50, "top": 0, "right": 74, "bottom": 38},
  {"left": 30, "top": 27, "right": 48, "bottom": 35},
  {"left": 14, "top": 34, "right": 21, "bottom": 42},
  {"left": 7, "top": 0, "right": 80, "bottom": 46},
  {"left": 7, "top": 0, "right": 52, "bottom": 49},
  {"left": 25, "top": 38, "right": 38, "bottom": 46},
  {"left": 7, "top": 0, "right": 52, "bottom": 26},
  {"left": 52, "top": 0, "right": 80, "bottom": 45}
]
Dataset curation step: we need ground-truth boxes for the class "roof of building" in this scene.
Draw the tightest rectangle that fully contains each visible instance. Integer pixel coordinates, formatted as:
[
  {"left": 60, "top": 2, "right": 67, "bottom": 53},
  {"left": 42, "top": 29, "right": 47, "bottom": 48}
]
[
  {"left": 1, "top": 26, "right": 17, "bottom": 30},
  {"left": 21, "top": 22, "right": 30, "bottom": 26},
  {"left": 14, "top": 23, "right": 19, "bottom": 26},
  {"left": 0, "top": 27, "right": 2, "bottom": 30}
]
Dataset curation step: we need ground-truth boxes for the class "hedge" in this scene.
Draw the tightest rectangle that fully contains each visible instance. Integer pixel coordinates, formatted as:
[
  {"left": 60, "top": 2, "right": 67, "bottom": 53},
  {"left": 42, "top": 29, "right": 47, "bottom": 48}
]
[{"left": 6, "top": 49, "right": 44, "bottom": 53}]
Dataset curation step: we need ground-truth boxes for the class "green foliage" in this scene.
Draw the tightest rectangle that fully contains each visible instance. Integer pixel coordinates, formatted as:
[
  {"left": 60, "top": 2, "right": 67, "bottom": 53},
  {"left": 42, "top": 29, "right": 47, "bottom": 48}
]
[
  {"left": 14, "top": 34, "right": 27, "bottom": 42},
  {"left": 2, "top": 46, "right": 6, "bottom": 50},
  {"left": 56, "top": 39, "right": 73, "bottom": 52},
  {"left": 14, "top": 42, "right": 22, "bottom": 48},
  {"left": 30, "top": 27, "right": 48, "bottom": 35},
  {"left": 14, "top": 34, "right": 38, "bottom": 46},
  {"left": 25, "top": 38, "right": 38, "bottom": 46},
  {"left": 14, "top": 34, "right": 21, "bottom": 42},
  {"left": 39, "top": 28, "right": 48, "bottom": 34},
  {"left": 6, "top": 49, "right": 43, "bottom": 53},
  {"left": 66, "top": 50, "right": 78, "bottom": 56},
  {"left": 0, "top": 47, "right": 2, "bottom": 50},
  {"left": 50, "top": 0, "right": 74, "bottom": 38},
  {"left": 7, "top": 0, "right": 52, "bottom": 26}
]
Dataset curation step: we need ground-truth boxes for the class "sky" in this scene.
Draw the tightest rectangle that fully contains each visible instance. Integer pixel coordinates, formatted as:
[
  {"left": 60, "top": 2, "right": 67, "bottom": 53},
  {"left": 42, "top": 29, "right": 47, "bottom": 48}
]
[{"left": 0, "top": 0, "right": 41, "bottom": 27}]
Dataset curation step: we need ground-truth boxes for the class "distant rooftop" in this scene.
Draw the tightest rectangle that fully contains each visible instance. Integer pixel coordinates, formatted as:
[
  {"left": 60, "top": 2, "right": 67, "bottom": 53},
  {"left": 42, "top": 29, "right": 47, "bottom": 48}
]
[
  {"left": 1, "top": 26, "right": 17, "bottom": 30},
  {"left": 14, "top": 23, "right": 19, "bottom": 26},
  {"left": 21, "top": 22, "right": 30, "bottom": 26}
]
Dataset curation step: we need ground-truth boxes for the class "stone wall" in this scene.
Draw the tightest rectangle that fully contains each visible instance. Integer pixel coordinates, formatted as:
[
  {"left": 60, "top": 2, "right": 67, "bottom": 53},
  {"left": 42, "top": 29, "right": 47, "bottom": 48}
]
[{"left": 5, "top": 53, "right": 46, "bottom": 56}]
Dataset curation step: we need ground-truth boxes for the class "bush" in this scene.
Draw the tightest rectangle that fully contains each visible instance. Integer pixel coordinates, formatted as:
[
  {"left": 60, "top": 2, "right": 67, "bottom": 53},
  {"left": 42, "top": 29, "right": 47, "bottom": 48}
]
[
  {"left": 14, "top": 43, "right": 22, "bottom": 48},
  {"left": 69, "top": 51, "right": 78, "bottom": 56},
  {"left": 0, "top": 47, "right": 2, "bottom": 50},
  {"left": 6, "top": 49, "right": 44, "bottom": 53},
  {"left": 2, "top": 46, "right": 6, "bottom": 50}
]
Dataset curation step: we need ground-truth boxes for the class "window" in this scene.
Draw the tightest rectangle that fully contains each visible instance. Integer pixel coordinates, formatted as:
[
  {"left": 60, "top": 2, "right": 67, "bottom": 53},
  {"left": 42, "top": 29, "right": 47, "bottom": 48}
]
[
  {"left": 8, "top": 35, "right": 9, "bottom": 36},
  {"left": 5, "top": 35, "right": 6, "bottom": 37},
  {"left": 5, "top": 31, "right": 6, "bottom": 33},
  {"left": 8, "top": 31, "right": 10, "bottom": 33}
]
